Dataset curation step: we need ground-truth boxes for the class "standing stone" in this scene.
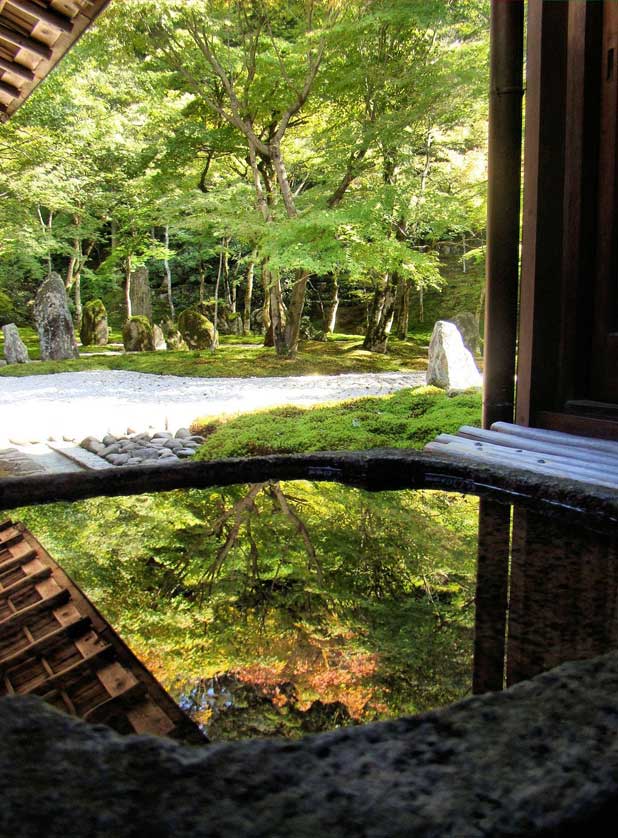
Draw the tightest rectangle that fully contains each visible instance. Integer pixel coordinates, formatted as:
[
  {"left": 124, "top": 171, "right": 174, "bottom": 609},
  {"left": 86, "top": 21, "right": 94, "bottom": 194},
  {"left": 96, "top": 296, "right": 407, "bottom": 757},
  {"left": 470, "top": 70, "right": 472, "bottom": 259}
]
[
  {"left": 163, "top": 323, "right": 187, "bottom": 351},
  {"left": 34, "top": 273, "right": 79, "bottom": 361},
  {"left": 426, "top": 320, "right": 482, "bottom": 391},
  {"left": 129, "top": 267, "right": 153, "bottom": 321},
  {"left": 178, "top": 308, "right": 215, "bottom": 349},
  {"left": 450, "top": 312, "right": 481, "bottom": 356},
  {"left": 153, "top": 324, "right": 167, "bottom": 351},
  {"left": 80, "top": 299, "right": 109, "bottom": 346},
  {"left": 123, "top": 316, "right": 155, "bottom": 352},
  {"left": 2, "top": 324, "right": 29, "bottom": 364}
]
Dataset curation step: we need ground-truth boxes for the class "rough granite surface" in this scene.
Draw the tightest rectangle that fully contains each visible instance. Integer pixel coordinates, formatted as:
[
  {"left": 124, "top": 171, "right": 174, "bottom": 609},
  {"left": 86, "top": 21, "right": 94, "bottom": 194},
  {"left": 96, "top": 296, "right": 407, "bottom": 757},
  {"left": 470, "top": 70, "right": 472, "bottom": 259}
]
[{"left": 2, "top": 652, "right": 618, "bottom": 836}]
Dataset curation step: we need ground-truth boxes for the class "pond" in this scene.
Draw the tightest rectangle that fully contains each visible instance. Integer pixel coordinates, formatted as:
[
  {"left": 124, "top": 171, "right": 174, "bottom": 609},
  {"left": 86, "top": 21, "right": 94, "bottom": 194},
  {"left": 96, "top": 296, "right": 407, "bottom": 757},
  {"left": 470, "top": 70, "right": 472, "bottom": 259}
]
[{"left": 11, "top": 477, "right": 618, "bottom": 741}]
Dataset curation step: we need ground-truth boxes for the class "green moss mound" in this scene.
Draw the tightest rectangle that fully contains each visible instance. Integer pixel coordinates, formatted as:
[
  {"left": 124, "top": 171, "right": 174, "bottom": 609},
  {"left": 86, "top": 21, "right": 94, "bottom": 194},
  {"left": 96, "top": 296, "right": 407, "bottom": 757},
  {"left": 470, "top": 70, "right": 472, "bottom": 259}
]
[
  {"left": 178, "top": 308, "right": 215, "bottom": 349},
  {"left": 80, "top": 299, "right": 109, "bottom": 346},
  {"left": 123, "top": 315, "right": 154, "bottom": 352},
  {"left": 192, "top": 386, "right": 481, "bottom": 459}
]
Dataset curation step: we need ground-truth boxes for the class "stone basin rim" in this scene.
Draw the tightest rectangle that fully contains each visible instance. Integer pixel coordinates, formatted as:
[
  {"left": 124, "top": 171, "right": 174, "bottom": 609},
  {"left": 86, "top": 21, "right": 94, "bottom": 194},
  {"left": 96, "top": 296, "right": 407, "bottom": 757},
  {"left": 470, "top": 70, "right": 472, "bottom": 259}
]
[{"left": 0, "top": 447, "right": 616, "bottom": 531}]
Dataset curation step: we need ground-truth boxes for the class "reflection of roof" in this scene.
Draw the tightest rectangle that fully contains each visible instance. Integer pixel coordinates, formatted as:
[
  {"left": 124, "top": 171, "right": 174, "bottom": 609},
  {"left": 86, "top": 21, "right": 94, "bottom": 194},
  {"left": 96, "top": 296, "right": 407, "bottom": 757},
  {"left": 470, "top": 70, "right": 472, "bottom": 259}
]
[
  {"left": 0, "top": 0, "right": 110, "bottom": 121},
  {"left": 0, "top": 518, "right": 205, "bottom": 743}
]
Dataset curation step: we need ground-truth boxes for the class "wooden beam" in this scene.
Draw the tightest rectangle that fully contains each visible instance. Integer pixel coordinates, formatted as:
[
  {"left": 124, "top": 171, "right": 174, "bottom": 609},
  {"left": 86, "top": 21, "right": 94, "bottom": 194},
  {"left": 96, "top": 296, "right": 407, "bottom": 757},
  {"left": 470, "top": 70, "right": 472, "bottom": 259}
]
[
  {"left": 0, "top": 24, "right": 53, "bottom": 60},
  {"left": 0, "top": 54, "right": 34, "bottom": 80},
  {"left": 5, "top": 0, "right": 74, "bottom": 33},
  {"left": 0, "top": 77, "right": 19, "bottom": 97}
]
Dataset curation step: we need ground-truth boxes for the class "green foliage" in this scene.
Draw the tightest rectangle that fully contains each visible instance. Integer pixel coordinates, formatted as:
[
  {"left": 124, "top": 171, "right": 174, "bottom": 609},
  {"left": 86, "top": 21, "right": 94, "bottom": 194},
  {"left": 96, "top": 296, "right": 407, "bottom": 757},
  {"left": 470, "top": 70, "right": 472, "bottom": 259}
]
[
  {"left": 0, "top": 291, "right": 15, "bottom": 326},
  {"left": 192, "top": 386, "right": 481, "bottom": 457}
]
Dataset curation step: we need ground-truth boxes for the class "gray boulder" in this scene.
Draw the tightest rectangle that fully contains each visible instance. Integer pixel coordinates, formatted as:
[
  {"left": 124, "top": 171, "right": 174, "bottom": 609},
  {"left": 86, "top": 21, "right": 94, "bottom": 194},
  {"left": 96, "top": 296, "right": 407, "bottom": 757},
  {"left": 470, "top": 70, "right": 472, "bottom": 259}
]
[
  {"left": 450, "top": 311, "right": 481, "bottom": 356},
  {"left": 2, "top": 324, "right": 29, "bottom": 364},
  {"left": 426, "top": 320, "right": 482, "bottom": 391},
  {"left": 34, "top": 273, "right": 79, "bottom": 361}
]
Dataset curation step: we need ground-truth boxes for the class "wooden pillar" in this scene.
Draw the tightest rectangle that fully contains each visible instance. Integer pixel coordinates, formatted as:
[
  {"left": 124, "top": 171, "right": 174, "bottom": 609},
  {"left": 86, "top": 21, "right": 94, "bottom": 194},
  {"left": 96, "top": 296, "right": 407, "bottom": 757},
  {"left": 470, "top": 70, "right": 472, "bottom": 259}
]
[{"left": 483, "top": 0, "right": 524, "bottom": 430}]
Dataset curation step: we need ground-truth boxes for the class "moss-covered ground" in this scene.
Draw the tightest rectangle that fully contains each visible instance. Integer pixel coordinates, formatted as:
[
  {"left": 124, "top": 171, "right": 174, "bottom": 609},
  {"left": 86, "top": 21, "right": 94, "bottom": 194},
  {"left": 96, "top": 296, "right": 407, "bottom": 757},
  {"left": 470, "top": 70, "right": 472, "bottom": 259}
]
[
  {"left": 0, "top": 326, "right": 429, "bottom": 378},
  {"left": 193, "top": 386, "right": 481, "bottom": 457}
]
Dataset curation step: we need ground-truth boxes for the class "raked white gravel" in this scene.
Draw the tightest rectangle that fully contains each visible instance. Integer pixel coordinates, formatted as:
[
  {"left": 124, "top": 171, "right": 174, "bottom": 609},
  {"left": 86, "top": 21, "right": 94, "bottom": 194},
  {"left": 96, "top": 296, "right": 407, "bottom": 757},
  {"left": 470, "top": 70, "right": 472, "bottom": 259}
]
[{"left": 0, "top": 370, "right": 426, "bottom": 445}]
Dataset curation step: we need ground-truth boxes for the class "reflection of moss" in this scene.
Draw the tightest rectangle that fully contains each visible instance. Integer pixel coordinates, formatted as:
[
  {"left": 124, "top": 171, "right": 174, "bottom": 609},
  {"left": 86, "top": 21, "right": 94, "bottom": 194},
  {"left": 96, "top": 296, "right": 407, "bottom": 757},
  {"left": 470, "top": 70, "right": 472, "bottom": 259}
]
[{"left": 193, "top": 386, "right": 481, "bottom": 458}]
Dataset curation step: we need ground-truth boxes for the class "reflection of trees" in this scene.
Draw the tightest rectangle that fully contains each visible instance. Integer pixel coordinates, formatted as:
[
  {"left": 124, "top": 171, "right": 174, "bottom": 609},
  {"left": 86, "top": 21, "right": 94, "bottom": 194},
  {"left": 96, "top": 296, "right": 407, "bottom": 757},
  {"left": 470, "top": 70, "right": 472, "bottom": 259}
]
[{"left": 200, "top": 481, "right": 323, "bottom": 595}]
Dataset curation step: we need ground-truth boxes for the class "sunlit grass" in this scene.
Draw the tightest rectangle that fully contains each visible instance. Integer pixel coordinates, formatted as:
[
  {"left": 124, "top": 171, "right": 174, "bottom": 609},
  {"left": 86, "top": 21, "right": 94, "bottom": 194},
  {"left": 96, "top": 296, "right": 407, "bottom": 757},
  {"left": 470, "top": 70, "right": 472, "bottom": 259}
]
[{"left": 0, "top": 326, "right": 429, "bottom": 379}]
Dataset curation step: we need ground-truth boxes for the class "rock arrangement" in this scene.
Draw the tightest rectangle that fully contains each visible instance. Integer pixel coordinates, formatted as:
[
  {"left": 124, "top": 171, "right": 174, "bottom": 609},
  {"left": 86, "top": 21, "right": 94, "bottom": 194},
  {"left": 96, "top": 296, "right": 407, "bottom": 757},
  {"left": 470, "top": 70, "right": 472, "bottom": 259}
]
[
  {"left": 122, "top": 316, "right": 155, "bottom": 352},
  {"left": 80, "top": 428, "right": 205, "bottom": 467}
]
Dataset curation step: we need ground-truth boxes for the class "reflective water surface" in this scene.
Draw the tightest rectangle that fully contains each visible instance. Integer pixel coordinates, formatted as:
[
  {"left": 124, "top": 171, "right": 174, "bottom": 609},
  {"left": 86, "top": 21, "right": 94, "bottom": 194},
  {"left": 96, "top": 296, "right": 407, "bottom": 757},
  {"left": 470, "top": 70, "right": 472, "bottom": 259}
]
[{"left": 13, "top": 481, "right": 618, "bottom": 740}]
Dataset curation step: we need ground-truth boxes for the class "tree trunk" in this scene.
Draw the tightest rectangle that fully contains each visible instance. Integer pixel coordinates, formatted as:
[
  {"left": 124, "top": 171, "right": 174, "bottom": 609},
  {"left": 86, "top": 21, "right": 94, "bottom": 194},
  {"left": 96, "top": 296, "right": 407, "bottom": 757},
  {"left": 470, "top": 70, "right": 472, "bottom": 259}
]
[
  {"left": 243, "top": 254, "right": 255, "bottom": 336},
  {"left": 262, "top": 262, "right": 274, "bottom": 346},
  {"left": 283, "top": 271, "right": 309, "bottom": 356},
  {"left": 324, "top": 274, "right": 339, "bottom": 334},
  {"left": 394, "top": 275, "right": 411, "bottom": 340},
  {"left": 124, "top": 257, "right": 132, "bottom": 320},
  {"left": 199, "top": 266, "right": 206, "bottom": 304},
  {"left": 74, "top": 274, "right": 82, "bottom": 330},
  {"left": 212, "top": 244, "right": 223, "bottom": 352},
  {"left": 269, "top": 269, "right": 287, "bottom": 355},
  {"left": 163, "top": 225, "right": 175, "bottom": 319},
  {"left": 363, "top": 272, "right": 398, "bottom": 353}
]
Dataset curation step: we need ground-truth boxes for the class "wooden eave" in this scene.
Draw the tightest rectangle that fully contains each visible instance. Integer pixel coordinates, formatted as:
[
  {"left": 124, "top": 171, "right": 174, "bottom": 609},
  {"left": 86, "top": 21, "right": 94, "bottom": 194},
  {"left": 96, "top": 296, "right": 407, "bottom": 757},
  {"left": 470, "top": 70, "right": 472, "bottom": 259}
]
[
  {"left": 0, "top": 0, "right": 111, "bottom": 122},
  {"left": 0, "top": 518, "right": 205, "bottom": 743}
]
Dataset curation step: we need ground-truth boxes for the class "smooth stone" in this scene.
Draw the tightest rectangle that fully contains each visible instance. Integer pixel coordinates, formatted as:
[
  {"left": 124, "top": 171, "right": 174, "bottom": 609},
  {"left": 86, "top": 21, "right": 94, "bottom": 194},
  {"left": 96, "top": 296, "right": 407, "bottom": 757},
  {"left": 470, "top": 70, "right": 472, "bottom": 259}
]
[
  {"left": 175, "top": 429, "right": 192, "bottom": 439},
  {"left": 126, "top": 458, "right": 142, "bottom": 465},
  {"left": 158, "top": 449, "right": 178, "bottom": 458},
  {"left": 426, "top": 320, "right": 482, "bottom": 391},
  {"left": 183, "top": 441, "right": 201, "bottom": 450},
  {"left": 189, "top": 436, "right": 205, "bottom": 444},
  {"left": 164, "top": 439, "right": 184, "bottom": 450},
  {"left": 177, "top": 449, "right": 196, "bottom": 458},
  {"left": 152, "top": 432, "right": 173, "bottom": 440},
  {"left": 101, "top": 444, "right": 121, "bottom": 456},
  {"left": 132, "top": 448, "right": 159, "bottom": 460},
  {"left": 102, "top": 434, "right": 117, "bottom": 446}
]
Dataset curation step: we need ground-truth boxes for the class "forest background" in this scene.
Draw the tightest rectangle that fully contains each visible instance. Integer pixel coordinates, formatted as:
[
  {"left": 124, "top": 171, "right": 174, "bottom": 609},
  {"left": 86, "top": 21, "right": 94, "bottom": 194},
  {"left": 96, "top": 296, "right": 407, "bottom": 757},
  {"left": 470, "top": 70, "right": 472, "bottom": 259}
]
[{"left": 0, "top": 0, "right": 488, "bottom": 358}]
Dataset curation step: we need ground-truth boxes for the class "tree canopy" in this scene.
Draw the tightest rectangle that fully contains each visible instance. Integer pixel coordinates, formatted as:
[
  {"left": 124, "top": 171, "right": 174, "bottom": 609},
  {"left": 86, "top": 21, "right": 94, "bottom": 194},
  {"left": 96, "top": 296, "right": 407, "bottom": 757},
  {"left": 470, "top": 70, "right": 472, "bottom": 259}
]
[{"left": 0, "top": 0, "right": 489, "bottom": 354}]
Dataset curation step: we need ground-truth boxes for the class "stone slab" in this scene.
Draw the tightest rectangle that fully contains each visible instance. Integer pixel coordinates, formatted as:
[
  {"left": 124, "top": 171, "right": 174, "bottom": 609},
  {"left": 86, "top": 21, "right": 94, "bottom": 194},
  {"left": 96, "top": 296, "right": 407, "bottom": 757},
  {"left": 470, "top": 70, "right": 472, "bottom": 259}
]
[{"left": 1, "top": 651, "right": 618, "bottom": 836}]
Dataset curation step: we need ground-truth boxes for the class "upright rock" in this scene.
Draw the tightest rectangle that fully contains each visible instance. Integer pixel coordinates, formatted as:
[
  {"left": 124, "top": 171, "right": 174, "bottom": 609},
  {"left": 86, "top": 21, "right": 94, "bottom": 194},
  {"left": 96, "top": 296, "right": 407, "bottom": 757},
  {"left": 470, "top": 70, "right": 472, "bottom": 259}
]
[
  {"left": 34, "top": 273, "right": 79, "bottom": 361},
  {"left": 2, "top": 324, "right": 29, "bottom": 364},
  {"left": 153, "top": 324, "right": 167, "bottom": 351},
  {"left": 450, "top": 312, "right": 481, "bottom": 356},
  {"left": 123, "top": 316, "right": 155, "bottom": 352},
  {"left": 426, "top": 320, "right": 482, "bottom": 391},
  {"left": 178, "top": 308, "right": 216, "bottom": 349},
  {"left": 80, "top": 299, "right": 109, "bottom": 346},
  {"left": 161, "top": 320, "right": 187, "bottom": 351},
  {"left": 129, "top": 267, "right": 153, "bottom": 321}
]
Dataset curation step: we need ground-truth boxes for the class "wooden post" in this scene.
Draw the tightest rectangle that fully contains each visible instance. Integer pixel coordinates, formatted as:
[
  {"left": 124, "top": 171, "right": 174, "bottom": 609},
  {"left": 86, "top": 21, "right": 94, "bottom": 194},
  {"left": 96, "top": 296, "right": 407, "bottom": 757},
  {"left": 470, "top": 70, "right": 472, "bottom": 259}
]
[{"left": 483, "top": 0, "right": 524, "bottom": 430}]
